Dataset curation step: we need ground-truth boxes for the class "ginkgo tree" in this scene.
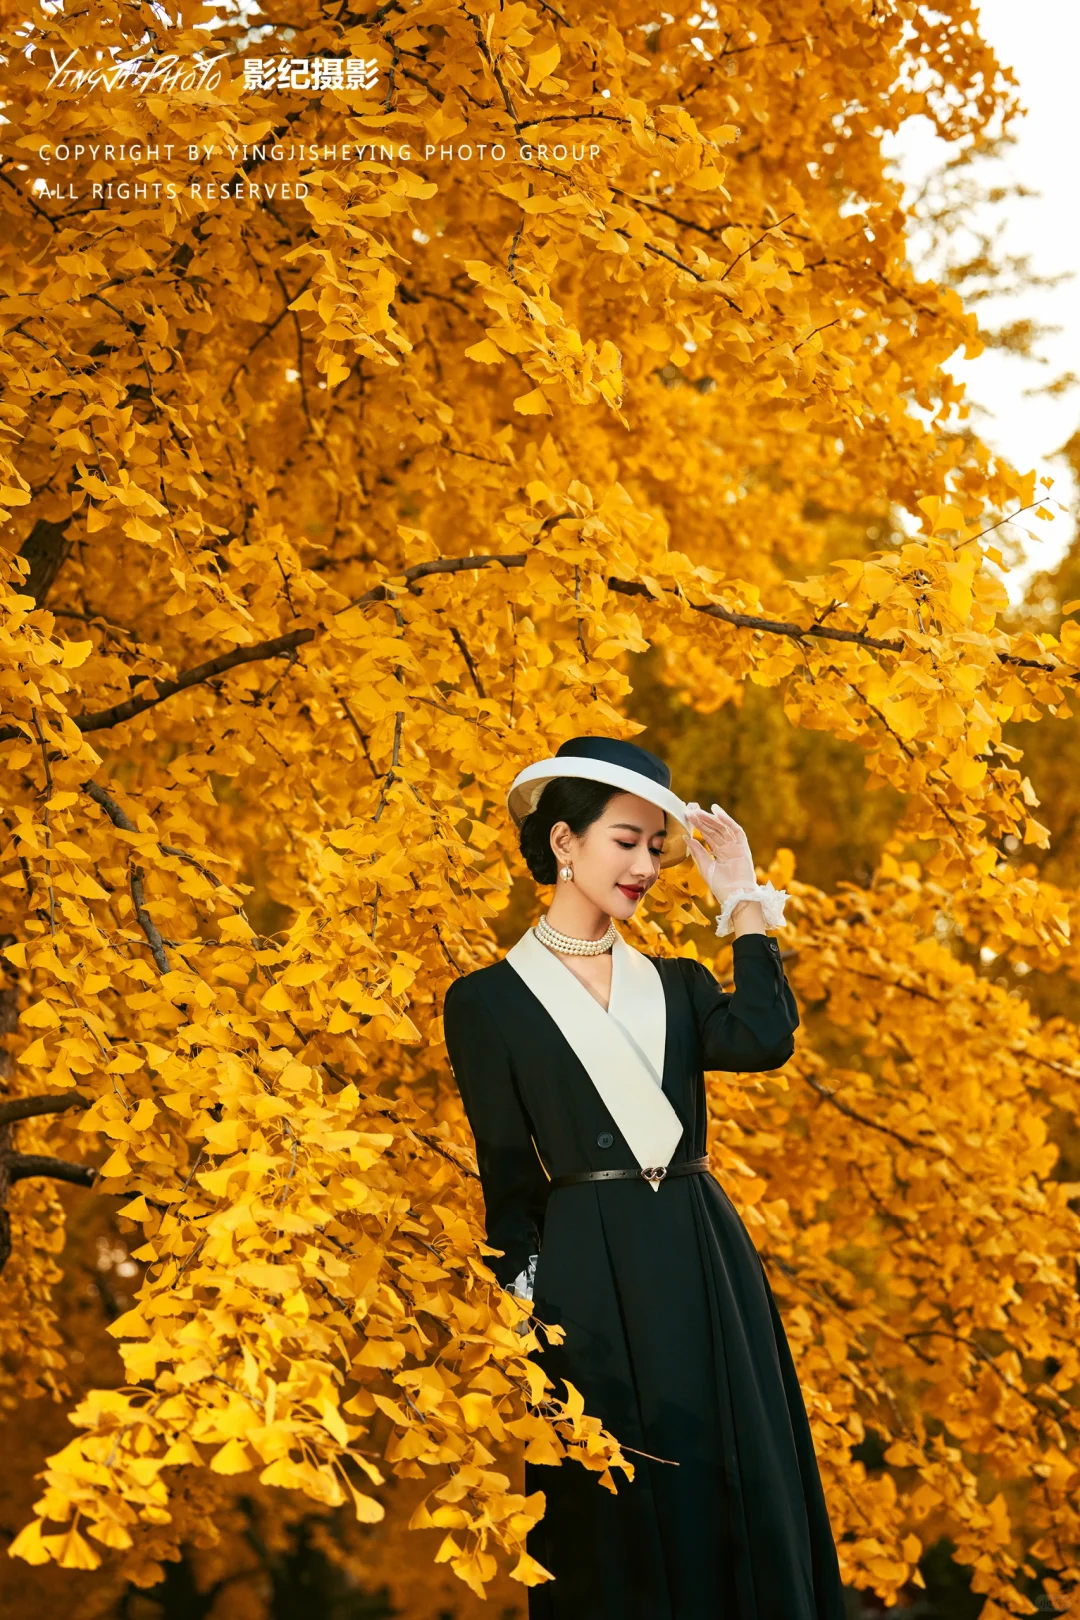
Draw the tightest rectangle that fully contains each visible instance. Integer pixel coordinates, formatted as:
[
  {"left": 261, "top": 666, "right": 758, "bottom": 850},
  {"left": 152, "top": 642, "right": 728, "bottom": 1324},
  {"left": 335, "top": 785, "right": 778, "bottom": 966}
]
[{"left": 1, "top": 0, "right": 1080, "bottom": 1613}]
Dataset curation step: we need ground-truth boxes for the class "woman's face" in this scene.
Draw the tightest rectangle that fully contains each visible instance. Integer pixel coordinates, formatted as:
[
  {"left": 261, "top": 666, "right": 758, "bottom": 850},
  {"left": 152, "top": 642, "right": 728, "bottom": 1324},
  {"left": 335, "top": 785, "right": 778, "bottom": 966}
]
[{"left": 551, "top": 792, "right": 668, "bottom": 918}]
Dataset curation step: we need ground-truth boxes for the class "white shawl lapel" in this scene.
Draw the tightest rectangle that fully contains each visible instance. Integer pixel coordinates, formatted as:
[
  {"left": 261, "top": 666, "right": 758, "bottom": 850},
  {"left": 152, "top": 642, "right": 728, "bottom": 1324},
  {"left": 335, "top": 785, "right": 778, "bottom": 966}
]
[{"left": 505, "top": 927, "right": 684, "bottom": 1188}]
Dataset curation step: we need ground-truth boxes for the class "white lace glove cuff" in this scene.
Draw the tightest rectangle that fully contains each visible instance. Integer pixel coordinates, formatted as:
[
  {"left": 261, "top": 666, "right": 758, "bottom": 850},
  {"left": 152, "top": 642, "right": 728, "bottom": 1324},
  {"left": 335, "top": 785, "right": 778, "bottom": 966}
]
[
  {"left": 715, "top": 883, "right": 789, "bottom": 938},
  {"left": 506, "top": 1252, "right": 538, "bottom": 1302}
]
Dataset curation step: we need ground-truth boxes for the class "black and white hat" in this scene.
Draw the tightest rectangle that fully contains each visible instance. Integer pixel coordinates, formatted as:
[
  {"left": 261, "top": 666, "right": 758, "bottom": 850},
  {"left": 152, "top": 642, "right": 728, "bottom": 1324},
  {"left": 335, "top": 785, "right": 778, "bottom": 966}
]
[{"left": 507, "top": 735, "right": 690, "bottom": 867}]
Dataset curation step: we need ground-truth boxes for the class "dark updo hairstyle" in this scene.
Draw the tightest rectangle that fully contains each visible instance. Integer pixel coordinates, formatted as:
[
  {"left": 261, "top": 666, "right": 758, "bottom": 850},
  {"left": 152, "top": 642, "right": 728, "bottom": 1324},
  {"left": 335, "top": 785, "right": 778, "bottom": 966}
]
[{"left": 519, "top": 778, "right": 622, "bottom": 885}]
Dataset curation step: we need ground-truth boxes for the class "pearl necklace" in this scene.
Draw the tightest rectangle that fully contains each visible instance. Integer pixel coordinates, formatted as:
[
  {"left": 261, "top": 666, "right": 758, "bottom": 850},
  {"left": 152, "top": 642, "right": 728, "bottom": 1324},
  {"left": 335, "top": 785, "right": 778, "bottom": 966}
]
[{"left": 535, "top": 913, "right": 616, "bottom": 957}]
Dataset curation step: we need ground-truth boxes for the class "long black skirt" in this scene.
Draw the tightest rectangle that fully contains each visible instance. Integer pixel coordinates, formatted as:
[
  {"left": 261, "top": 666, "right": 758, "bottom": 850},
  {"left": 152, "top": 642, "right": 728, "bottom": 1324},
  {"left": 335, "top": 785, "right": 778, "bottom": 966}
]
[{"left": 523, "top": 1172, "right": 847, "bottom": 1619}]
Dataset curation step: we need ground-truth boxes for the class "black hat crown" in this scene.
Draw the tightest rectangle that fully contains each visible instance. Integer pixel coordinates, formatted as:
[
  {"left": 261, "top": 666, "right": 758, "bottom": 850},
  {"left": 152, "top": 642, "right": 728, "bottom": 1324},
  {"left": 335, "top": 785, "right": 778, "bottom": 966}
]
[{"left": 555, "top": 735, "right": 671, "bottom": 791}]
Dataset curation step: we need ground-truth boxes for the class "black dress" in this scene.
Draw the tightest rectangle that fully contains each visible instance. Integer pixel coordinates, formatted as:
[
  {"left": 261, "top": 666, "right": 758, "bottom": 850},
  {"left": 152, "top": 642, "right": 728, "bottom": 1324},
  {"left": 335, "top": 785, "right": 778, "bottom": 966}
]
[{"left": 442, "top": 930, "right": 846, "bottom": 1620}]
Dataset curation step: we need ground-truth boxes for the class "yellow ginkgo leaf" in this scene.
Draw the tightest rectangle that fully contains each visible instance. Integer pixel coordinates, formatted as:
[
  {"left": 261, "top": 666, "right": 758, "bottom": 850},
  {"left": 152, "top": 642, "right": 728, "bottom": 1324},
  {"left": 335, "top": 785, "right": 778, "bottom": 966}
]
[
  {"left": 525, "top": 43, "right": 560, "bottom": 88},
  {"left": 513, "top": 387, "right": 552, "bottom": 415}
]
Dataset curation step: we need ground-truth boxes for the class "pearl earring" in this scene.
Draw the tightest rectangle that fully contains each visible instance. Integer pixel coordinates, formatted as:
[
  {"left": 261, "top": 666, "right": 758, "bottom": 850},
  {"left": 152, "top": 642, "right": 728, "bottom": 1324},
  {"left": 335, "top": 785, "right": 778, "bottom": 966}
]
[{"left": 559, "top": 864, "right": 574, "bottom": 883}]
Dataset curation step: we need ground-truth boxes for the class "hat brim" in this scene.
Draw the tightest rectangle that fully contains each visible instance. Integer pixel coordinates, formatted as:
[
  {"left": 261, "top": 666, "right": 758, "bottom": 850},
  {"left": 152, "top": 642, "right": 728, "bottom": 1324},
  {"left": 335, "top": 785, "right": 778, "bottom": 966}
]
[{"left": 507, "top": 757, "right": 690, "bottom": 868}]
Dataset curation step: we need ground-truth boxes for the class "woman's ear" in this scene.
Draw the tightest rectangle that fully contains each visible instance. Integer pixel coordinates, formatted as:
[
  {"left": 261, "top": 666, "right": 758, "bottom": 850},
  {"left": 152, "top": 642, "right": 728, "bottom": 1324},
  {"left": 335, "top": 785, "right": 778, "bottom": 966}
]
[{"left": 549, "top": 819, "right": 573, "bottom": 865}]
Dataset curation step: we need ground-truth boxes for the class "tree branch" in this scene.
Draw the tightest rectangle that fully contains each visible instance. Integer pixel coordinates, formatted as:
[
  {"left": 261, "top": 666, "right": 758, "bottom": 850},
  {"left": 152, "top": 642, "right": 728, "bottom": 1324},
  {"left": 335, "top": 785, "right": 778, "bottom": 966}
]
[
  {"left": 2, "top": 549, "right": 1072, "bottom": 748},
  {"left": 451, "top": 628, "right": 486, "bottom": 697},
  {"left": 75, "top": 629, "right": 316, "bottom": 734},
  {"left": 8, "top": 1154, "right": 96, "bottom": 1188},
  {"left": 0, "top": 1091, "right": 88, "bottom": 1127},
  {"left": 82, "top": 781, "right": 170, "bottom": 973}
]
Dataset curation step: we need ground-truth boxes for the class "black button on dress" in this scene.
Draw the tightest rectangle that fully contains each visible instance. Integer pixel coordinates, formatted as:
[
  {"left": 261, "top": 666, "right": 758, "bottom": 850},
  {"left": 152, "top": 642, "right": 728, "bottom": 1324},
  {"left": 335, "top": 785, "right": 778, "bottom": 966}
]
[{"left": 443, "top": 932, "right": 846, "bottom": 1620}]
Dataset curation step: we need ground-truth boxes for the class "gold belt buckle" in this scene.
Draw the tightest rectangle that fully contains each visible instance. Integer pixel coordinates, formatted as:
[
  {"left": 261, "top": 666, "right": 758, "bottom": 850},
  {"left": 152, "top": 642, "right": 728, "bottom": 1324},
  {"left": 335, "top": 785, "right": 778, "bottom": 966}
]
[{"left": 641, "top": 1165, "right": 667, "bottom": 1183}]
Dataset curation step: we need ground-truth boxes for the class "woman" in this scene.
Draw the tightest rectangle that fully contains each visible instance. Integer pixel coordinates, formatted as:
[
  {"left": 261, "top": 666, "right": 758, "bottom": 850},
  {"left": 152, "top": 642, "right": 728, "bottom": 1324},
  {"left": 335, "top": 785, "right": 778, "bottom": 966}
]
[{"left": 442, "top": 735, "right": 846, "bottom": 1620}]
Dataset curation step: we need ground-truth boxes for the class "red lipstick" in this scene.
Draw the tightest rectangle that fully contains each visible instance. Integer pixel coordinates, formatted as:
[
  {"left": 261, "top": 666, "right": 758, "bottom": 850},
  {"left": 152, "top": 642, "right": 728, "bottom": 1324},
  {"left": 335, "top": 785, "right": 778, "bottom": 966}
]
[{"left": 617, "top": 884, "right": 644, "bottom": 899}]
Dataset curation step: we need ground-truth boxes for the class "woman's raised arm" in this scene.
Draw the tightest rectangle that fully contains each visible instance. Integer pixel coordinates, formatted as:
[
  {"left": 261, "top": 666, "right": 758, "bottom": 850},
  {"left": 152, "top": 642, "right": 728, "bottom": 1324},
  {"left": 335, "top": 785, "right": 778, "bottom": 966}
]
[{"left": 681, "top": 935, "right": 800, "bottom": 1073}]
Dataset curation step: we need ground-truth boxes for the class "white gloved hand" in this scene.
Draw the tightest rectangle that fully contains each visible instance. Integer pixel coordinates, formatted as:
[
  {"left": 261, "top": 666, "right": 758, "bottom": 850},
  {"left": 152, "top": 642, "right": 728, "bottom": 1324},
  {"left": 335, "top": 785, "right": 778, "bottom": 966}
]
[
  {"left": 506, "top": 1252, "right": 538, "bottom": 1303},
  {"left": 684, "top": 802, "right": 757, "bottom": 901},
  {"left": 684, "top": 802, "right": 789, "bottom": 937},
  {"left": 506, "top": 1252, "right": 539, "bottom": 1335}
]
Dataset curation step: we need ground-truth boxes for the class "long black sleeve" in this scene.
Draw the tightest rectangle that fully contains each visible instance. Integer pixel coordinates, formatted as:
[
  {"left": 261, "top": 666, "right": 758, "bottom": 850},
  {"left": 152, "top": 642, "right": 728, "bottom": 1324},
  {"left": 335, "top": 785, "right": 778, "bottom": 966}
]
[
  {"left": 442, "top": 975, "right": 549, "bottom": 1289},
  {"left": 681, "top": 933, "right": 800, "bottom": 1072}
]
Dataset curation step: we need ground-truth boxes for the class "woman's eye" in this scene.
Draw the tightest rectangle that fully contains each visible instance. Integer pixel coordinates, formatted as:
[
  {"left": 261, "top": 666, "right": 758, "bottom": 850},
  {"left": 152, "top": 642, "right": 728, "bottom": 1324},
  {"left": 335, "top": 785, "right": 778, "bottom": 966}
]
[{"left": 616, "top": 841, "right": 635, "bottom": 849}]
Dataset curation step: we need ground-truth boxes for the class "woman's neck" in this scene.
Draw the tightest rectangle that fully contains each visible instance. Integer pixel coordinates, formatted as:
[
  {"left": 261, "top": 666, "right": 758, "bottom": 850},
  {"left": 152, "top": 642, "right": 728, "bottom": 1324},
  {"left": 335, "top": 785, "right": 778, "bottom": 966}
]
[{"left": 544, "top": 890, "right": 611, "bottom": 942}]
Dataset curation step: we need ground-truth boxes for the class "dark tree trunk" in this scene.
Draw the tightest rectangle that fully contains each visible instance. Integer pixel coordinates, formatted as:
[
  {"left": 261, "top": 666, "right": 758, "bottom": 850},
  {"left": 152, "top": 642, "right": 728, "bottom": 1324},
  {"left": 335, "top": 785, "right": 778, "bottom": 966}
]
[
  {"left": 16, "top": 516, "right": 72, "bottom": 606},
  {"left": 0, "top": 941, "right": 94, "bottom": 1271}
]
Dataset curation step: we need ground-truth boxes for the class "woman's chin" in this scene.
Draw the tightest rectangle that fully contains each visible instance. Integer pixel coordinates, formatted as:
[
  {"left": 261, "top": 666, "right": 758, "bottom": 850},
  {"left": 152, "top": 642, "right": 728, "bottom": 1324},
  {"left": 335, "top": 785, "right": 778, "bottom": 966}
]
[{"left": 611, "top": 890, "right": 642, "bottom": 917}]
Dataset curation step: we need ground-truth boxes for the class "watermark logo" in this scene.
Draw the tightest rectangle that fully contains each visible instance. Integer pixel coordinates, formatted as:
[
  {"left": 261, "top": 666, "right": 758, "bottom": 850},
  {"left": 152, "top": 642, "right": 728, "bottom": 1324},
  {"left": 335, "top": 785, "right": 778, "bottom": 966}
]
[
  {"left": 37, "top": 48, "right": 379, "bottom": 97},
  {"left": 44, "top": 49, "right": 227, "bottom": 95},
  {"left": 242, "top": 57, "right": 379, "bottom": 93}
]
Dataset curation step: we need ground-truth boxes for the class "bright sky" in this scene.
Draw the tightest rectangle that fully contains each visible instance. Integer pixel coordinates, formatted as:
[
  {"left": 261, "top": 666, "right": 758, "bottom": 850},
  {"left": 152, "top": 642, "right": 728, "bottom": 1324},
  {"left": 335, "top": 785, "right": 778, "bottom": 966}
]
[{"left": 885, "top": 0, "right": 1080, "bottom": 603}]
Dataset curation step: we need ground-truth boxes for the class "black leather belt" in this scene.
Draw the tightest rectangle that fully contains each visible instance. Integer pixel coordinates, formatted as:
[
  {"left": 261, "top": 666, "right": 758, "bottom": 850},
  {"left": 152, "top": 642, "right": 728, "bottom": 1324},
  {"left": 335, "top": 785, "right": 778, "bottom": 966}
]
[{"left": 550, "top": 1154, "right": 711, "bottom": 1190}]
